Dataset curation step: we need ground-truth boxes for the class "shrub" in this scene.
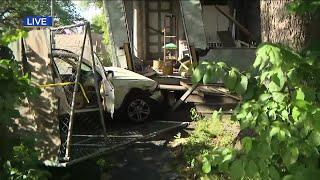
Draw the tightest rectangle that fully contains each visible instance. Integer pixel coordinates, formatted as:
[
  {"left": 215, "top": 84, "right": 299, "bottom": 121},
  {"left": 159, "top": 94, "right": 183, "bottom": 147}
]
[{"left": 183, "top": 43, "right": 320, "bottom": 179}]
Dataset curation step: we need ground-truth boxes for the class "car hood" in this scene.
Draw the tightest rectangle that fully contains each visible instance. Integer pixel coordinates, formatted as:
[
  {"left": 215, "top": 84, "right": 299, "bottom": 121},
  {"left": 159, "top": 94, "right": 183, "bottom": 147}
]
[{"left": 104, "top": 67, "right": 154, "bottom": 81}]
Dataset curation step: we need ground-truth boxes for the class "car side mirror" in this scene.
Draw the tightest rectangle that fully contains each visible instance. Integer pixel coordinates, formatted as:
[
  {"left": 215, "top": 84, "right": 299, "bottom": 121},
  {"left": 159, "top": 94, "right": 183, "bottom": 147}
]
[{"left": 106, "top": 70, "right": 114, "bottom": 79}]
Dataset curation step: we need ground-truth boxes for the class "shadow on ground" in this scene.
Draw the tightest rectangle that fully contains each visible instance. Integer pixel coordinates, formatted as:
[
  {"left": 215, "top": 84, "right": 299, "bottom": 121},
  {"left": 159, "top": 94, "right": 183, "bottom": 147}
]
[
  {"left": 48, "top": 104, "right": 192, "bottom": 180},
  {"left": 49, "top": 129, "right": 188, "bottom": 180}
]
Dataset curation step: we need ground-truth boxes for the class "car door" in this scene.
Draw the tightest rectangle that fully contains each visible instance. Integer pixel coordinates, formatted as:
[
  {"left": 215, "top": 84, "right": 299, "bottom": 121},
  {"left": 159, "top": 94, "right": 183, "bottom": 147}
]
[{"left": 94, "top": 54, "right": 115, "bottom": 117}]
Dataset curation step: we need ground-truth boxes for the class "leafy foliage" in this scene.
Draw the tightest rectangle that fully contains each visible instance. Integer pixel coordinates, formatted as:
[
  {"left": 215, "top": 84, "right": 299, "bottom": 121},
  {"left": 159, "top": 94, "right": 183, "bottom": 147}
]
[
  {"left": 0, "top": 1, "right": 80, "bottom": 178},
  {"left": 0, "top": 0, "right": 81, "bottom": 45},
  {"left": 2, "top": 144, "right": 51, "bottom": 180},
  {"left": 78, "top": 0, "right": 104, "bottom": 9},
  {"left": 188, "top": 42, "right": 320, "bottom": 179},
  {"left": 91, "top": 13, "right": 112, "bottom": 67},
  {"left": 91, "top": 13, "right": 110, "bottom": 46},
  {"left": 0, "top": 0, "right": 81, "bottom": 26},
  {"left": 0, "top": 46, "right": 47, "bottom": 179},
  {"left": 287, "top": 0, "right": 320, "bottom": 15},
  {"left": 177, "top": 111, "right": 239, "bottom": 179}
]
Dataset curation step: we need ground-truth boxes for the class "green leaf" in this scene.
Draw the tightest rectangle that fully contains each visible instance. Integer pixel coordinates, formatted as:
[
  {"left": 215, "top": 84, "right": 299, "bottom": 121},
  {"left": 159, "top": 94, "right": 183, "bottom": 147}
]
[
  {"left": 255, "top": 45, "right": 271, "bottom": 71},
  {"left": 222, "top": 153, "right": 233, "bottom": 163},
  {"left": 217, "top": 62, "right": 227, "bottom": 68},
  {"left": 268, "top": 70, "right": 286, "bottom": 92},
  {"left": 235, "top": 75, "right": 248, "bottom": 95},
  {"left": 192, "top": 63, "right": 207, "bottom": 83},
  {"left": 203, "top": 66, "right": 214, "bottom": 84},
  {"left": 302, "top": 87, "right": 316, "bottom": 102},
  {"left": 216, "top": 62, "right": 227, "bottom": 77},
  {"left": 287, "top": 68, "right": 299, "bottom": 84},
  {"left": 292, "top": 107, "right": 301, "bottom": 122},
  {"left": 236, "top": 110, "right": 247, "bottom": 119},
  {"left": 268, "top": 46, "right": 282, "bottom": 66},
  {"left": 268, "top": 165, "right": 280, "bottom": 180},
  {"left": 283, "top": 175, "right": 295, "bottom": 180},
  {"left": 272, "top": 92, "right": 286, "bottom": 102},
  {"left": 253, "top": 55, "right": 263, "bottom": 68},
  {"left": 281, "top": 110, "right": 289, "bottom": 120},
  {"left": 223, "top": 68, "right": 238, "bottom": 90},
  {"left": 295, "top": 88, "right": 305, "bottom": 100},
  {"left": 260, "top": 71, "right": 270, "bottom": 83},
  {"left": 270, "top": 126, "right": 280, "bottom": 137},
  {"left": 294, "top": 100, "right": 309, "bottom": 110},
  {"left": 211, "top": 110, "right": 221, "bottom": 121},
  {"left": 230, "top": 160, "right": 245, "bottom": 180},
  {"left": 313, "top": 111, "right": 320, "bottom": 132},
  {"left": 259, "top": 93, "right": 271, "bottom": 102},
  {"left": 277, "top": 130, "right": 286, "bottom": 141},
  {"left": 283, "top": 147, "right": 299, "bottom": 166},
  {"left": 242, "top": 137, "right": 252, "bottom": 154},
  {"left": 245, "top": 160, "right": 259, "bottom": 178},
  {"left": 202, "top": 157, "right": 211, "bottom": 174},
  {"left": 308, "top": 131, "right": 320, "bottom": 146}
]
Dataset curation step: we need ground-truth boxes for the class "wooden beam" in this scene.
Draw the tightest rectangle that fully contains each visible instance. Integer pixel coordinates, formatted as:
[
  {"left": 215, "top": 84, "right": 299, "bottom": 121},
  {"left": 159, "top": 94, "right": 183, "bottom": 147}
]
[
  {"left": 214, "top": 5, "right": 254, "bottom": 41},
  {"left": 159, "top": 84, "right": 187, "bottom": 91},
  {"left": 123, "top": 43, "right": 134, "bottom": 71},
  {"left": 180, "top": 81, "right": 241, "bottom": 101},
  {"left": 172, "top": 82, "right": 199, "bottom": 111}
]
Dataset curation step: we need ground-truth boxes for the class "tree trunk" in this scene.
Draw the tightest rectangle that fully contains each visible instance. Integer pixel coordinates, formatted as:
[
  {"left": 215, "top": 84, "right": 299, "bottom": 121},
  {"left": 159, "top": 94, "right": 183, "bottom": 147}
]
[{"left": 260, "top": 0, "right": 309, "bottom": 50}]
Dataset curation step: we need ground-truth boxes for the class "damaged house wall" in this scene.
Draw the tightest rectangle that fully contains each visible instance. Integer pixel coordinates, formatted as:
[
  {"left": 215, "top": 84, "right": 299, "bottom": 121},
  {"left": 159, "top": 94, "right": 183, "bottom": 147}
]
[{"left": 105, "top": 0, "right": 258, "bottom": 70}]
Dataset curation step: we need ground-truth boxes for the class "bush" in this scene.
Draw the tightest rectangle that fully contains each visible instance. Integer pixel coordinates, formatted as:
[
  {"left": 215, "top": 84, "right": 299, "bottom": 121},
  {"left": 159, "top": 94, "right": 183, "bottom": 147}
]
[
  {"left": 0, "top": 45, "right": 50, "bottom": 179},
  {"left": 181, "top": 43, "right": 320, "bottom": 179},
  {"left": 175, "top": 110, "right": 239, "bottom": 179}
]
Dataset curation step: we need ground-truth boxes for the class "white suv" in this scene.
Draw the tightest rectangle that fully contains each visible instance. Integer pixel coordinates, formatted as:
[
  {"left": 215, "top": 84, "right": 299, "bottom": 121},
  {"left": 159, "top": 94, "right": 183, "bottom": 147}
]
[{"left": 51, "top": 49, "right": 161, "bottom": 123}]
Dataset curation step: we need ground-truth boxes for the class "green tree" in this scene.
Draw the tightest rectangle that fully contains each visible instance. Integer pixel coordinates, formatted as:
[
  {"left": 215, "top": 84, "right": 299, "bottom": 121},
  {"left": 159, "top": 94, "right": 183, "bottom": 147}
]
[
  {"left": 79, "top": 0, "right": 113, "bottom": 66},
  {"left": 287, "top": 0, "right": 320, "bottom": 15},
  {"left": 182, "top": 1, "right": 320, "bottom": 179},
  {"left": 0, "top": 0, "right": 81, "bottom": 45},
  {"left": 78, "top": 0, "right": 103, "bottom": 9},
  {"left": 91, "top": 13, "right": 110, "bottom": 46}
]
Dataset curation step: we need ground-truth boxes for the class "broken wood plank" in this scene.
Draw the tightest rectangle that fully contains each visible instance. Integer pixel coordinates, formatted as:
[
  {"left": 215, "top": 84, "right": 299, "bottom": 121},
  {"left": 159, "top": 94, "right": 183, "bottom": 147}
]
[
  {"left": 159, "top": 84, "right": 187, "bottom": 91},
  {"left": 172, "top": 82, "right": 199, "bottom": 111},
  {"left": 197, "top": 86, "right": 241, "bottom": 101},
  {"left": 180, "top": 81, "right": 240, "bottom": 101}
]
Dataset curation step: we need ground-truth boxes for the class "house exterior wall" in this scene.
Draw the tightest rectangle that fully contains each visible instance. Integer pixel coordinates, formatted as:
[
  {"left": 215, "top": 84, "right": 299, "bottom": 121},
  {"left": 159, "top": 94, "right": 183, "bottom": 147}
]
[{"left": 202, "top": 5, "right": 230, "bottom": 43}]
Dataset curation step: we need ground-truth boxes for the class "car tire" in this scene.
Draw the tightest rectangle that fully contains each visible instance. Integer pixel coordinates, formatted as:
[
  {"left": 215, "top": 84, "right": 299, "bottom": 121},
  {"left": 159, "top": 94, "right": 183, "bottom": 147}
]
[{"left": 123, "top": 94, "right": 154, "bottom": 123}]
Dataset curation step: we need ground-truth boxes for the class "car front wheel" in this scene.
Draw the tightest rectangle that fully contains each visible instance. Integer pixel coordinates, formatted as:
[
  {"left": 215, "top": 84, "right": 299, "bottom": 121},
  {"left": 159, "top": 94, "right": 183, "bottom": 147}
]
[{"left": 125, "top": 95, "right": 153, "bottom": 123}]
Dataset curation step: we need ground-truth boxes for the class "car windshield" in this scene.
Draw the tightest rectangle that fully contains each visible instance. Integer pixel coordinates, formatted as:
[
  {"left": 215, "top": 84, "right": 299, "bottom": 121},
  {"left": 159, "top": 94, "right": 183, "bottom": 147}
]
[{"left": 53, "top": 55, "right": 92, "bottom": 74}]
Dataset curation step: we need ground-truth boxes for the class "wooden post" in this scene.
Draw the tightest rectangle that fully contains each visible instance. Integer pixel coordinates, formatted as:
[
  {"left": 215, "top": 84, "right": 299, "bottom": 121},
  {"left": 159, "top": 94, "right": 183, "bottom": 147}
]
[
  {"left": 124, "top": 43, "right": 134, "bottom": 71},
  {"left": 190, "top": 45, "right": 198, "bottom": 68}
]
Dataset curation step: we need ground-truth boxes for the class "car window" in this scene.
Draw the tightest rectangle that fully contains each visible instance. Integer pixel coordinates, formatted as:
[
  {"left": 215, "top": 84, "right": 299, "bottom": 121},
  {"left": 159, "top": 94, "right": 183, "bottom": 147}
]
[
  {"left": 53, "top": 55, "right": 92, "bottom": 74},
  {"left": 54, "top": 57, "right": 73, "bottom": 74},
  {"left": 81, "top": 63, "right": 91, "bottom": 71}
]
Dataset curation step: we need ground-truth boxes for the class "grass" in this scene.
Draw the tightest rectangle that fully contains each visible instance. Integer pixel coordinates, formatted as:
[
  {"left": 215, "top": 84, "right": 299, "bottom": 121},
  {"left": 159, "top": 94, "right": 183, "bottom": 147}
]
[{"left": 169, "top": 110, "right": 240, "bottom": 179}]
